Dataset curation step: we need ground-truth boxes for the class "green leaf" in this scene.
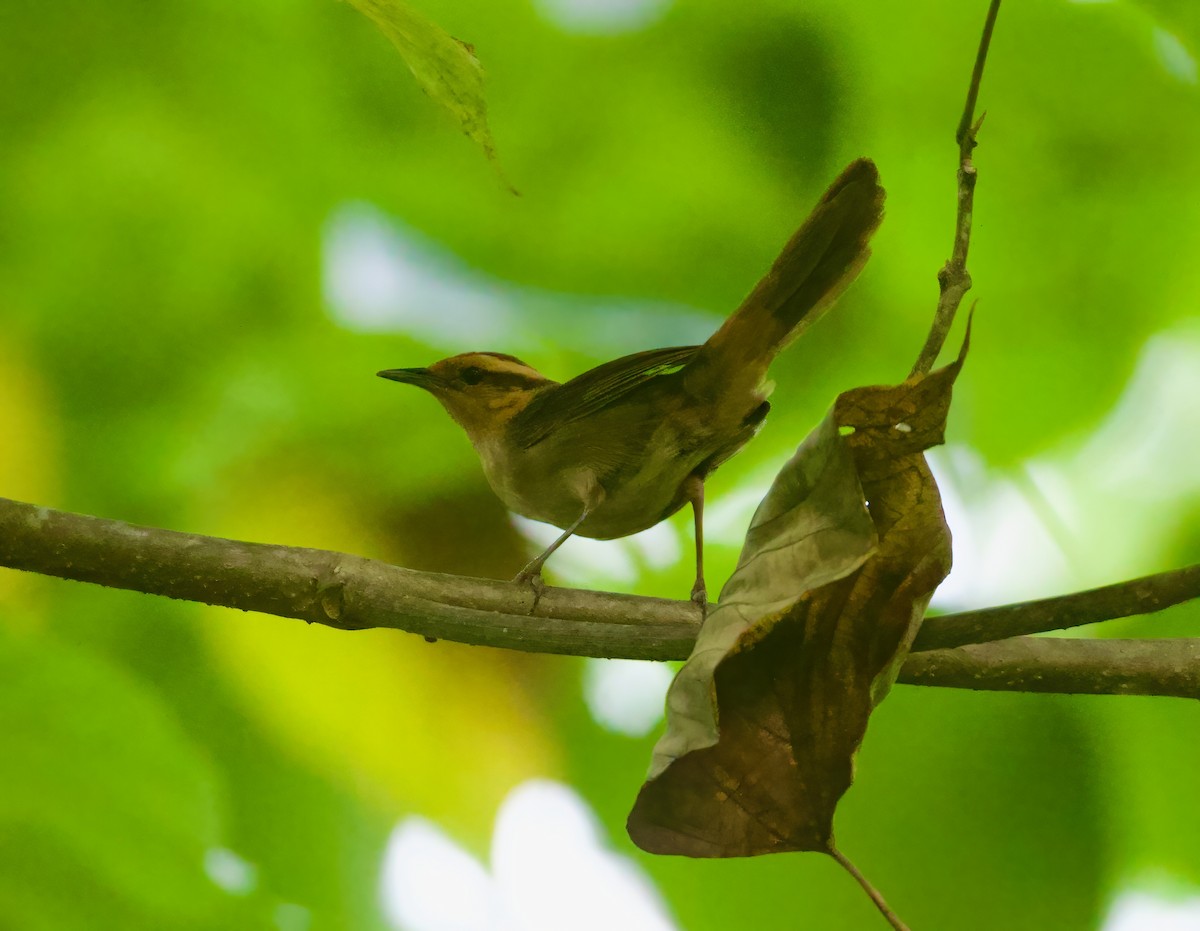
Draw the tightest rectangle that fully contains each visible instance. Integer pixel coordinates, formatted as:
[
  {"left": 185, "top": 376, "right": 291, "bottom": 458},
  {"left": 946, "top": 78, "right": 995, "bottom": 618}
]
[
  {"left": 0, "top": 627, "right": 236, "bottom": 929},
  {"left": 344, "top": 0, "right": 501, "bottom": 166},
  {"left": 627, "top": 338, "right": 967, "bottom": 859}
]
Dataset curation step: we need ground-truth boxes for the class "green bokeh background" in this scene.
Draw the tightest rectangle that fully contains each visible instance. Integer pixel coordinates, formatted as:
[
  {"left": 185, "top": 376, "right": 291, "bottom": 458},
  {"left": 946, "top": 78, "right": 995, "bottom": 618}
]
[{"left": 2, "top": 0, "right": 1198, "bottom": 928}]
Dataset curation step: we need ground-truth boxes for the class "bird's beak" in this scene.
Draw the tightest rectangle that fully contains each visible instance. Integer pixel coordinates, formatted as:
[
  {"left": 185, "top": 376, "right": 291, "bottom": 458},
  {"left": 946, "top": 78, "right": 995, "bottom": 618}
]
[{"left": 377, "top": 367, "right": 440, "bottom": 390}]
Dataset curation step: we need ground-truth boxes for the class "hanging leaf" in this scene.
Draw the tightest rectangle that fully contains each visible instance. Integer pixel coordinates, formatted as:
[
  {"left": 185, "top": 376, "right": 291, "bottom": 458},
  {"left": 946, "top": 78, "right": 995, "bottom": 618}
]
[
  {"left": 627, "top": 332, "right": 969, "bottom": 859},
  {"left": 344, "top": 0, "right": 501, "bottom": 166}
]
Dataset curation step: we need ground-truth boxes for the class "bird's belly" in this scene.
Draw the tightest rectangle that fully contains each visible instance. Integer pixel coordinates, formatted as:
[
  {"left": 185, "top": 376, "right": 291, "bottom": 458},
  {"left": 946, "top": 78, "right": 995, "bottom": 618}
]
[
  {"left": 484, "top": 435, "right": 702, "bottom": 540},
  {"left": 577, "top": 464, "right": 693, "bottom": 539}
]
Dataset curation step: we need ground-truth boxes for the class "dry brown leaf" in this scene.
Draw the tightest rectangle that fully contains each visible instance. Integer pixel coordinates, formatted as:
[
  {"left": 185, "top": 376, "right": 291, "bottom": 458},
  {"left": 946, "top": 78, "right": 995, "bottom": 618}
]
[{"left": 627, "top": 333, "right": 968, "bottom": 858}]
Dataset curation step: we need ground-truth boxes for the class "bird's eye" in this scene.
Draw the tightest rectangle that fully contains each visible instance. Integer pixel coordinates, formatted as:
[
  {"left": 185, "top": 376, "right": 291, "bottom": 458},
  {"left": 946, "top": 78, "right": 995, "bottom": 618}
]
[{"left": 460, "top": 366, "right": 484, "bottom": 385}]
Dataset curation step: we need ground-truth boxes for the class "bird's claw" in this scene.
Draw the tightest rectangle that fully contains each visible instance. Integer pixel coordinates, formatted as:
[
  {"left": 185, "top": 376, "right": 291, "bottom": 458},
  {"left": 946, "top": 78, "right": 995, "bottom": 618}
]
[
  {"left": 690, "top": 581, "right": 708, "bottom": 618},
  {"left": 513, "top": 567, "right": 547, "bottom": 614}
]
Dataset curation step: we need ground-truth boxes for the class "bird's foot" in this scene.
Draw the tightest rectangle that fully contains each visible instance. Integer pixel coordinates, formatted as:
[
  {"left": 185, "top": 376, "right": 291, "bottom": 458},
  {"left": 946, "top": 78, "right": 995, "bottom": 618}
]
[
  {"left": 513, "top": 565, "right": 548, "bottom": 614},
  {"left": 690, "top": 580, "right": 708, "bottom": 618}
]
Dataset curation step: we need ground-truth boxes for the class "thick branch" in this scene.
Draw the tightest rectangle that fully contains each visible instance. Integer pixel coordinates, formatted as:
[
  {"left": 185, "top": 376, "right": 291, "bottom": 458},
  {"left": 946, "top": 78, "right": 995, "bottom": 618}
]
[
  {"left": 2, "top": 497, "right": 1197, "bottom": 697},
  {"left": 0, "top": 497, "right": 698, "bottom": 661},
  {"left": 910, "top": 0, "right": 1001, "bottom": 376}
]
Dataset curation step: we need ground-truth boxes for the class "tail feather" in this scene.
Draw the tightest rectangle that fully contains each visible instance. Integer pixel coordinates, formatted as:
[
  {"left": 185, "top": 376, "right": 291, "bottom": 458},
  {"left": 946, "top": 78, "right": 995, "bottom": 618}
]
[{"left": 687, "top": 159, "right": 885, "bottom": 397}]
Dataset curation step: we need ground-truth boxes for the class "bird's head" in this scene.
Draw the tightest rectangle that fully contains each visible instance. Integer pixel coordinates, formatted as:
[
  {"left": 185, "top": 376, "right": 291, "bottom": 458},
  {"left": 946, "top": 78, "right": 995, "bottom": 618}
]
[{"left": 378, "top": 351, "right": 553, "bottom": 442}]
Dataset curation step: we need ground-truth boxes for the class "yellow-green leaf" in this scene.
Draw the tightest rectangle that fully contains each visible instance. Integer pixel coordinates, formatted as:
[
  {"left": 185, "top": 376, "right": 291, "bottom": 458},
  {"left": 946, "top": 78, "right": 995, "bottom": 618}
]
[{"left": 345, "top": 0, "right": 500, "bottom": 165}]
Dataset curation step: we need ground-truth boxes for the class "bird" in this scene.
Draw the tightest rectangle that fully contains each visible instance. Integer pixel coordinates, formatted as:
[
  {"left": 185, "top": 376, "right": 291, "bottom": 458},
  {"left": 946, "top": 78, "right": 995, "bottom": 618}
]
[{"left": 378, "top": 158, "right": 885, "bottom": 609}]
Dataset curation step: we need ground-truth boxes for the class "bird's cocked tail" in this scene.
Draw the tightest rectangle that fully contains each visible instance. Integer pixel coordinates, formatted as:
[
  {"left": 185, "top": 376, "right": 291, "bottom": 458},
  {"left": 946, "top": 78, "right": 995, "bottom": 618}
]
[{"left": 687, "top": 159, "right": 885, "bottom": 398}]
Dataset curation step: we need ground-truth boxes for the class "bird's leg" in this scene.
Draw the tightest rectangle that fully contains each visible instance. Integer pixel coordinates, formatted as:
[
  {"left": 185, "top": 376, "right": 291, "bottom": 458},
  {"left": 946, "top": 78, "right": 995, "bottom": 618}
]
[
  {"left": 685, "top": 474, "right": 708, "bottom": 614},
  {"left": 513, "top": 505, "right": 591, "bottom": 611}
]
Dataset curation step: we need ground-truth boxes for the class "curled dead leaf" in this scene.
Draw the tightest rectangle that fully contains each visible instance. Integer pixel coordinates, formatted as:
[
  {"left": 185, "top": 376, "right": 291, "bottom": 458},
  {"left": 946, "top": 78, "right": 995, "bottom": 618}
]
[{"left": 628, "top": 331, "right": 969, "bottom": 859}]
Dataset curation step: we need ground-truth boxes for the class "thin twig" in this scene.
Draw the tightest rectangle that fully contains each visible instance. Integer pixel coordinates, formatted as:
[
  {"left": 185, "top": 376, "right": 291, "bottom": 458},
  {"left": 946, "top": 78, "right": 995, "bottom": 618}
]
[
  {"left": 2, "top": 497, "right": 1198, "bottom": 697},
  {"left": 955, "top": 0, "right": 1001, "bottom": 148},
  {"left": 909, "top": 0, "right": 1001, "bottom": 377},
  {"left": 900, "top": 638, "right": 1200, "bottom": 699},
  {"left": 829, "top": 846, "right": 911, "bottom": 931},
  {"left": 913, "top": 564, "right": 1200, "bottom": 651}
]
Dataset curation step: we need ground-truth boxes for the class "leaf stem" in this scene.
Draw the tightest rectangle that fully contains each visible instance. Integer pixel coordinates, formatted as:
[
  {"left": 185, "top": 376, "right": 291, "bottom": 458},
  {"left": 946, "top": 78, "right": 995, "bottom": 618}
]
[{"left": 829, "top": 846, "right": 911, "bottom": 931}]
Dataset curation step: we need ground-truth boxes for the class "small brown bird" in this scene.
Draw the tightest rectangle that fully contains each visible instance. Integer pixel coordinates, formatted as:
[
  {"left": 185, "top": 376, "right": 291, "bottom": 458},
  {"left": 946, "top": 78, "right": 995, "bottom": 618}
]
[{"left": 380, "top": 159, "right": 885, "bottom": 607}]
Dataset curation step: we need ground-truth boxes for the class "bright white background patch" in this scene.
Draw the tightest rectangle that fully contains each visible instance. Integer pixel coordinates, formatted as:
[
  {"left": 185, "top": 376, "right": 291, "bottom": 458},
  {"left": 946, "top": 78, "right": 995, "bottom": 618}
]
[
  {"left": 1103, "top": 888, "right": 1200, "bottom": 930},
  {"left": 381, "top": 818, "right": 500, "bottom": 931},
  {"left": 1154, "top": 28, "right": 1198, "bottom": 84},
  {"left": 322, "top": 203, "right": 715, "bottom": 355},
  {"left": 380, "top": 780, "right": 677, "bottom": 931},
  {"left": 510, "top": 515, "right": 681, "bottom": 587},
  {"left": 532, "top": 0, "right": 672, "bottom": 35},
  {"left": 204, "top": 846, "right": 257, "bottom": 896},
  {"left": 583, "top": 658, "right": 674, "bottom": 736}
]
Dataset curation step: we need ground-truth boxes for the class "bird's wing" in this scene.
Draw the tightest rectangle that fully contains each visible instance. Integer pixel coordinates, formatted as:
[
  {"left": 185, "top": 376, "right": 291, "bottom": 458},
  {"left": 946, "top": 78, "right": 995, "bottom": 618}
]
[{"left": 510, "top": 345, "right": 700, "bottom": 449}]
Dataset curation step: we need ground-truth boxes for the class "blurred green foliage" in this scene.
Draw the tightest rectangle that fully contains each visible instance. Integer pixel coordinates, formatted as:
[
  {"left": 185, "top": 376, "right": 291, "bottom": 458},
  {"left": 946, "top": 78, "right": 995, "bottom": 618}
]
[{"left": 1, "top": 0, "right": 1199, "bottom": 928}]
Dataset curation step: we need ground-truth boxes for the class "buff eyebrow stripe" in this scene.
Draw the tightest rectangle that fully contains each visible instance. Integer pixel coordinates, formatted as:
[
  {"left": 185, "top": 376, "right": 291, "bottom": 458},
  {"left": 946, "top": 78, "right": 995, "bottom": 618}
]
[{"left": 479, "top": 369, "right": 548, "bottom": 388}]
